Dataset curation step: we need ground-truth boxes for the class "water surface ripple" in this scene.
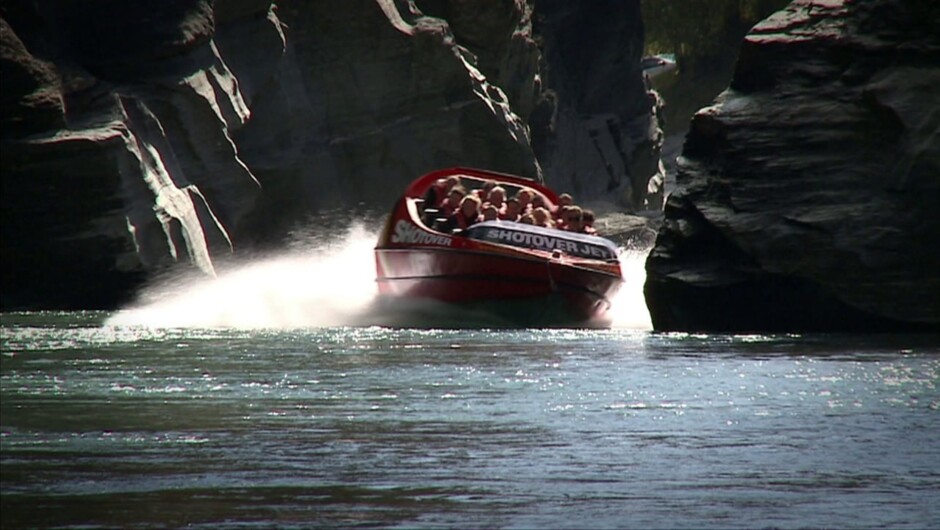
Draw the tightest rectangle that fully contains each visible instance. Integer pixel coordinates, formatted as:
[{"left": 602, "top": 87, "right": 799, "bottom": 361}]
[{"left": 2, "top": 313, "right": 939, "bottom": 529}]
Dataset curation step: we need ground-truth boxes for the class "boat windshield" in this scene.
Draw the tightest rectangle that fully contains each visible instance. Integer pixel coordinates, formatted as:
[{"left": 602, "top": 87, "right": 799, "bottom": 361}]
[{"left": 463, "top": 221, "right": 619, "bottom": 261}]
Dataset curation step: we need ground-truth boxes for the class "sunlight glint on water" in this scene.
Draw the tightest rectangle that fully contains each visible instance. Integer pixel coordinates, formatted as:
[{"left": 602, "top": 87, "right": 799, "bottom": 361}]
[{"left": 107, "top": 226, "right": 653, "bottom": 329}]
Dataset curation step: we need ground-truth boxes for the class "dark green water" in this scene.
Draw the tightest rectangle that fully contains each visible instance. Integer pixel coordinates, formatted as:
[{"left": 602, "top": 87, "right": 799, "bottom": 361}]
[{"left": 2, "top": 311, "right": 938, "bottom": 529}]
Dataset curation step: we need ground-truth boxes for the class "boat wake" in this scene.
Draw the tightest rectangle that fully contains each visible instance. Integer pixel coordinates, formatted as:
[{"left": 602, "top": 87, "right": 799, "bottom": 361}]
[
  {"left": 107, "top": 224, "right": 653, "bottom": 330},
  {"left": 107, "top": 225, "right": 380, "bottom": 329},
  {"left": 607, "top": 248, "right": 654, "bottom": 330}
]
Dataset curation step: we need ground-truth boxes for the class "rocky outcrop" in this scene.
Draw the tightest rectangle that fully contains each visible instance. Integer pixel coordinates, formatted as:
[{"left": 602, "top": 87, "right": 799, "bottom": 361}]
[
  {"left": 1, "top": 1, "right": 268, "bottom": 308},
  {"left": 645, "top": 0, "right": 940, "bottom": 332},
  {"left": 533, "top": 0, "right": 664, "bottom": 210},
  {"left": 246, "top": 0, "right": 540, "bottom": 220},
  {"left": 1, "top": 0, "right": 658, "bottom": 310}
]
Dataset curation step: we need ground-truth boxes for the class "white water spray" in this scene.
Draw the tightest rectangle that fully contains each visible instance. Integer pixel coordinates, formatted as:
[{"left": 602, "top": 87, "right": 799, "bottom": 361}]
[
  {"left": 608, "top": 248, "right": 654, "bottom": 330},
  {"left": 107, "top": 225, "right": 653, "bottom": 330},
  {"left": 107, "top": 225, "right": 380, "bottom": 328}
]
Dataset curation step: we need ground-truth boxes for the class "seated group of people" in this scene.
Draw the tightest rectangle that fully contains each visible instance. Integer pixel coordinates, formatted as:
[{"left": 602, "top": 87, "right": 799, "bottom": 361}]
[{"left": 423, "top": 176, "right": 598, "bottom": 235}]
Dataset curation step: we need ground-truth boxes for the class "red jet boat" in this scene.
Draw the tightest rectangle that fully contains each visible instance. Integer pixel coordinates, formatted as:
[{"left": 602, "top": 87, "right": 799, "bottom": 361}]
[{"left": 374, "top": 167, "right": 624, "bottom": 327}]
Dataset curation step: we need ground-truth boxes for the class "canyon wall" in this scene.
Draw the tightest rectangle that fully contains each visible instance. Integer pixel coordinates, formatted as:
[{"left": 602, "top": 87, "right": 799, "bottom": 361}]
[
  {"left": 1, "top": 0, "right": 661, "bottom": 309},
  {"left": 644, "top": 0, "right": 940, "bottom": 332}
]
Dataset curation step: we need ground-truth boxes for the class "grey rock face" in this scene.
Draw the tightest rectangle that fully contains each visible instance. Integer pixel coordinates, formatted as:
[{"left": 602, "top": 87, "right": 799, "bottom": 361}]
[
  {"left": 2, "top": 1, "right": 265, "bottom": 308},
  {"left": 1, "top": 0, "right": 657, "bottom": 309},
  {"left": 257, "top": 0, "right": 540, "bottom": 216},
  {"left": 645, "top": 0, "right": 940, "bottom": 332},
  {"left": 533, "top": 0, "right": 665, "bottom": 211}
]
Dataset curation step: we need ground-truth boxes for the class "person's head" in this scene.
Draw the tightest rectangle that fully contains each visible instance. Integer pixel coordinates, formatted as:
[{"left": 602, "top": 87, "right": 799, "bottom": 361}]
[
  {"left": 564, "top": 206, "right": 583, "bottom": 231},
  {"left": 516, "top": 188, "right": 533, "bottom": 208},
  {"left": 487, "top": 186, "right": 506, "bottom": 206},
  {"left": 460, "top": 194, "right": 481, "bottom": 217},
  {"left": 446, "top": 186, "right": 466, "bottom": 206},
  {"left": 481, "top": 180, "right": 497, "bottom": 195},
  {"left": 505, "top": 198, "right": 521, "bottom": 219},
  {"left": 531, "top": 193, "right": 546, "bottom": 209},
  {"left": 582, "top": 209, "right": 595, "bottom": 226},
  {"left": 444, "top": 176, "right": 461, "bottom": 191},
  {"left": 558, "top": 193, "right": 573, "bottom": 207},
  {"left": 520, "top": 213, "right": 535, "bottom": 225},
  {"left": 533, "top": 206, "right": 551, "bottom": 225},
  {"left": 481, "top": 204, "right": 499, "bottom": 221}
]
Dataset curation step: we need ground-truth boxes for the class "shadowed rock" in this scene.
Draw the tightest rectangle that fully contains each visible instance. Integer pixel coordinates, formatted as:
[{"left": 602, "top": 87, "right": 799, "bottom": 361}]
[
  {"left": 533, "top": 0, "right": 664, "bottom": 211},
  {"left": 1, "top": 1, "right": 657, "bottom": 310},
  {"left": 645, "top": 0, "right": 940, "bottom": 332}
]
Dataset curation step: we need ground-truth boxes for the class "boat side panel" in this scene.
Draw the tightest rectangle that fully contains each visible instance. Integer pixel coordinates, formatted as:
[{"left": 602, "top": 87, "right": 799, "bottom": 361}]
[
  {"left": 375, "top": 248, "right": 623, "bottom": 321},
  {"left": 376, "top": 248, "right": 554, "bottom": 299}
]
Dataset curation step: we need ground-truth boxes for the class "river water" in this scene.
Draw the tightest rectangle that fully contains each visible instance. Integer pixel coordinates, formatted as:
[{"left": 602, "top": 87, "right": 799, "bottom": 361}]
[{"left": 2, "top": 230, "right": 938, "bottom": 529}]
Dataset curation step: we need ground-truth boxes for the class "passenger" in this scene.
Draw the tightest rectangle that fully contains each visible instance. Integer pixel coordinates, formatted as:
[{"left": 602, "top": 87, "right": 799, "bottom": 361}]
[
  {"left": 474, "top": 180, "right": 498, "bottom": 201},
  {"left": 563, "top": 205, "right": 585, "bottom": 233},
  {"left": 485, "top": 186, "right": 508, "bottom": 217},
  {"left": 501, "top": 198, "right": 521, "bottom": 222},
  {"left": 481, "top": 203, "right": 499, "bottom": 222},
  {"left": 531, "top": 193, "right": 548, "bottom": 213},
  {"left": 423, "top": 176, "right": 460, "bottom": 209},
  {"left": 555, "top": 205, "right": 572, "bottom": 230},
  {"left": 515, "top": 188, "right": 534, "bottom": 213},
  {"left": 423, "top": 178, "right": 447, "bottom": 209},
  {"left": 519, "top": 213, "right": 536, "bottom": 225},
  {"left": 440, "top": 186, "right": 466, "bottom": 218},
  {"left": 487, "top": 186, "right": 506, "bottom": 206},
  {"left": 582, "top": 209, "right": 598, "bottom": 235},
  {"left": 555, "top": 193, "right": 574, "bottom": 220},
  {"left": 440, "top": 194, "right": 482, "bottom": 233},
  {"left": 532, "top": 206, "right": 555, "bottom": 228}
]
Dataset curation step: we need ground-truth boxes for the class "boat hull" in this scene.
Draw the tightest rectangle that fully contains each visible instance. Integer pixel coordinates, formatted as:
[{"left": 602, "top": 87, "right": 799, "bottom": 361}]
[{"left": 375, "top": 247, "right": 622, "bottom": 326}]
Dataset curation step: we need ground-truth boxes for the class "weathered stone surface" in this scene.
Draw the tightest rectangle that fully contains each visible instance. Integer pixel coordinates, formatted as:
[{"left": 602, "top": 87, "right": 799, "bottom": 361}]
[
  {"left": 645, "top": 0, "right": 940, "bottom": 332},
  {"left": 1, "top": 1, "right": 263, "bottom": 308},
  {"left": 415, "top": 0, "right": 541, "bottom": 117},
  {"left": 249, "top": 0, "right": 540, "bottom": 216},
  {"left": 0, "top": 17, "right": 64, "bottom": 138},
  {"left": 1, "top": 0, "right": 657, "bottom": 309},
  {"left": 533, "top": 0, "right": 665, "bottom": 210}
]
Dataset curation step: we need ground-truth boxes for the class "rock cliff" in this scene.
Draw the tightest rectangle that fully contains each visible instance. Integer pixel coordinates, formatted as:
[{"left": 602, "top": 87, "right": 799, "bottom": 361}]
[
  {"left": 645, "top": 0, "right": 940, "bottom": 332},
  {"left": 1, "top": 0, "right": 660, "bottom": 309},
  {"left": 533, "top": 0, "right": 664, "bottom": 210}
]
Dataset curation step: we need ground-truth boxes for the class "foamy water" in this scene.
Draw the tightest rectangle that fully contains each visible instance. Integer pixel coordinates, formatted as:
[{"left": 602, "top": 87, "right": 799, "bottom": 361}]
[
  {"left": 609, "top": 249, "right": 653, "bottom": 329},
  {"left": 107, "top": 225, "right": 379, "bottom": 328},
  {"left": 107, "top": 225, "right": 653, "bottom": 329}
]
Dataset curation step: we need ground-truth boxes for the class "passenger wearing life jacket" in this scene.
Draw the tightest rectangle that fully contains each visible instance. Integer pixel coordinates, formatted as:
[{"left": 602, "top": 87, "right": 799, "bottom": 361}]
[
  {"left": 440, "top": 194, "right": 482, "bottom": 233},
  {"left": 556, "top": 205, "right": 572, "bottom": 230},
  {"left": 531, "top": 193, "right": 549, "bottom": 214},
  {"left": 501, "top": 198, "right": 521, "bottom": 221},
  {"left": 474, "top": 180, "right": 498, "bottom": 202},
  {"left": 481, "top": 204, "right": 499, "bottom": 222},
  {"left": 423, "top": 176, "right": 461, "bottom": 209},
  {"left": 514, "top": 188, "right": 534, "bottom": 214},
  {"left": 440, "top": 186, "right": 467, "bottom": 218},
  {"left": 532, "top": 206, "right": 555, "bottom": 228},
  {"left": 554, "top": 193, "right": 574, "bottom": 221},
  {"left": 562, "top": 206, "right": 588, "bottom": 234},
  {"left": 581, "top": 209, "right": 598, "bottom": 235},
  {"left": 485, "top": 186, "right": 508, "bottom": 217}
]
